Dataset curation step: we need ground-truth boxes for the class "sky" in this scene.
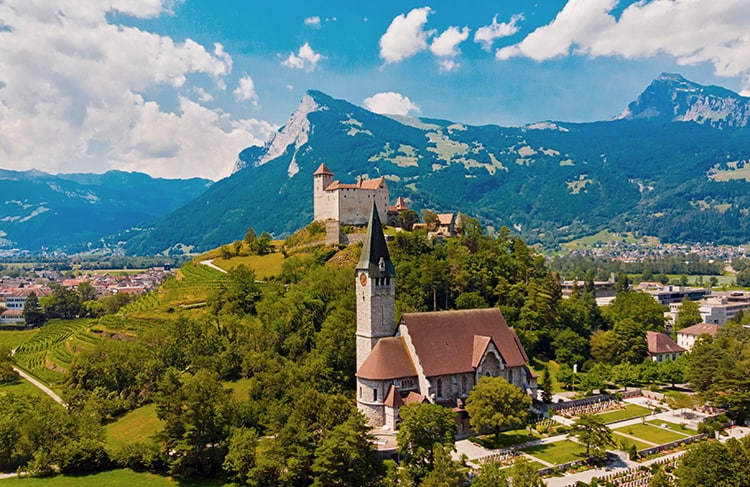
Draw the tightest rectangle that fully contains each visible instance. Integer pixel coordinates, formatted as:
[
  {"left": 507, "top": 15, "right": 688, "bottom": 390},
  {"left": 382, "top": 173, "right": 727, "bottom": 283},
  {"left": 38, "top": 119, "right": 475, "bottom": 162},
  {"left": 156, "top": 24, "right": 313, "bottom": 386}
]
[{"left": 1, "top": 1, "right": 749, "bottom": 181}]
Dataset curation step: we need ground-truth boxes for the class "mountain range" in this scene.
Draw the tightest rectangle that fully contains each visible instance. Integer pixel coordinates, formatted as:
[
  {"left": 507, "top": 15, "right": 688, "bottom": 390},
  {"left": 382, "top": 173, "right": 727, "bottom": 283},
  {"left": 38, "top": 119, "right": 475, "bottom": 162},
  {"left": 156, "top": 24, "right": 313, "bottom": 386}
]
[
  {"left": 124, "top": 73, "right": 750, "bottom": 254},
  {"left": 0, "top": 170, "right": 211, "bottom": 252},
  {"left": 3, "top": 73, "right": 750, "bottom": 255}
]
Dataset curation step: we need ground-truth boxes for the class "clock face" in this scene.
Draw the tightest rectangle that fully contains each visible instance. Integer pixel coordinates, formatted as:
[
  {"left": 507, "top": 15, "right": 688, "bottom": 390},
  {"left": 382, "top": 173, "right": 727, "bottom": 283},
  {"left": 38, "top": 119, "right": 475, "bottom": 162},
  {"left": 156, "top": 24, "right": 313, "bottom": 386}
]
[{"left": 359, "top": 273, "right": 367, "bottom": 286}]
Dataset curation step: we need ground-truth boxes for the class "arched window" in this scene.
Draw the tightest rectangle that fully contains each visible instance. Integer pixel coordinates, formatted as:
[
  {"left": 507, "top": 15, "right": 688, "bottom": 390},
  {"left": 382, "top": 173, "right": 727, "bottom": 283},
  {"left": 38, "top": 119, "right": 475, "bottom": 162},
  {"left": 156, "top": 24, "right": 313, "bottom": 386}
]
[{"left": 436, "top": 379, "right": 443, "bottom": 398}]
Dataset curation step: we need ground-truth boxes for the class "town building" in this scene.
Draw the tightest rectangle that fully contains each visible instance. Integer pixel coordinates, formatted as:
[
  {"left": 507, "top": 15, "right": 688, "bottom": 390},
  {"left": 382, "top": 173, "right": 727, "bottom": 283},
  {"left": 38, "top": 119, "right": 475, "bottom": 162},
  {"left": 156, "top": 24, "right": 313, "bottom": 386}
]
[
  {"left": 676, "top": 322, "right": 719, "bottom": 351},
  {"left": 646, "top": 331, "right": 685, "bottom": 362},
  {"left": 355, "top": 204, "right": 537, "bottom": 429}
]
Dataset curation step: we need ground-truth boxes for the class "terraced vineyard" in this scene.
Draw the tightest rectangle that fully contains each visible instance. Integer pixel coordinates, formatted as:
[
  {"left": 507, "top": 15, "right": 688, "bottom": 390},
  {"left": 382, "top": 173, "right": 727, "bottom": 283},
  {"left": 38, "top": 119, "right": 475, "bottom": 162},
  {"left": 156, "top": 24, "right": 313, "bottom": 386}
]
[{"left": 14, "top": 318, "right": 102, "bottom": 385}]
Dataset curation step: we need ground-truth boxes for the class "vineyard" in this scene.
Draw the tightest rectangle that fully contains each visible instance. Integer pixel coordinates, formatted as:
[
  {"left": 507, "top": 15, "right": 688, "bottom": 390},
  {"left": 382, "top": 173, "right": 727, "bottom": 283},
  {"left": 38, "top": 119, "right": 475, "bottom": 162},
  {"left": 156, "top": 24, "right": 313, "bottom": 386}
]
[{"left": 13, "top": 318, "right": 102, "bottom": 385}]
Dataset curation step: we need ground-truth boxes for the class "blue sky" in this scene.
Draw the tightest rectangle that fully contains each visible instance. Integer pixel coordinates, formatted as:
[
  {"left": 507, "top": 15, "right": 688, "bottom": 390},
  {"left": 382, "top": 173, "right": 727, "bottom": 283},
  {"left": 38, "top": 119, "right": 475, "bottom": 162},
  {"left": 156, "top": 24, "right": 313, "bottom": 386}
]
[{"left": 0, "top": 1, "right": 748, "bottom": 180}]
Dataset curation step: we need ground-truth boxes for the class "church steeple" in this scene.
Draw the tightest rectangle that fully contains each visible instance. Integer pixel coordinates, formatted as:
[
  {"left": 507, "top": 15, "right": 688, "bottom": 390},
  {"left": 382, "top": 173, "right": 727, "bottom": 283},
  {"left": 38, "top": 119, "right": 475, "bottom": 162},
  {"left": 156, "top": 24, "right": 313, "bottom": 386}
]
[
  {"left": 357, "top": 203, "right": 395, "bottom": 278},
  {"left": 356, "top": 203, "right": 396, "bottom": 373}
]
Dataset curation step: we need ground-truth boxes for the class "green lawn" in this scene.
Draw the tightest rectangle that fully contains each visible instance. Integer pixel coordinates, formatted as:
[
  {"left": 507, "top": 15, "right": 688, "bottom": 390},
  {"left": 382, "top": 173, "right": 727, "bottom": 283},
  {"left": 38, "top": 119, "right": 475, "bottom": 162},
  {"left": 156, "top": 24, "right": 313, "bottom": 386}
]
[
  {"left": 523, "top": 440, "right": 586, "bottom": 464},
  {"left": 613, "top": 432, "right": 654, "bottom": 451},
  {"left": 105, "top": 403, "right": 162, "bottom": 451},
  {"left": 597, "top": 404, "right": 651, "bottom": 424},
  {"left": 473, "top": 429, "right": 538, "bottom": 449},
  {"left": 646, "top": 420, "right": 696, "bottom": 434},
  {"left": 614, "top": 423, "right": 691, "bottom": 445},
  {"left": 0, "top": 469, "right": 222, "bottom": 486},
  {"left": 0, "top": 329, "right": 39, "bottom": 349}
]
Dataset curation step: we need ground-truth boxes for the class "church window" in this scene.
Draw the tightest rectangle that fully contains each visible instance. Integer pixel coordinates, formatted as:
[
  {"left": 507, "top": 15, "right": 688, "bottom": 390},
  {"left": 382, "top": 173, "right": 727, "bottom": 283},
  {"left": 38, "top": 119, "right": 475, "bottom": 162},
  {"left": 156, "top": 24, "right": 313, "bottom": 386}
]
[
  {"left": 373, "top": 388, "right": 378, "bottom": 402},
  {"left": 437, "top": 379, "right": 443, "bottom": 398}
]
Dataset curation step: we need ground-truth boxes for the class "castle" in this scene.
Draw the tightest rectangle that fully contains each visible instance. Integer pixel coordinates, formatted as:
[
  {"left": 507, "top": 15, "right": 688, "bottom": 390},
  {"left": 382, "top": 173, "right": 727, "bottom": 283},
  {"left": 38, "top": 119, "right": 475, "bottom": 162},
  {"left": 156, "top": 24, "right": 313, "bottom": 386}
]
[
  {"left": 355, "top": 204, "right": 537, "bottom": 429},
  {"left": 313, "top": 163, "right": 390, "bottom": 226}
]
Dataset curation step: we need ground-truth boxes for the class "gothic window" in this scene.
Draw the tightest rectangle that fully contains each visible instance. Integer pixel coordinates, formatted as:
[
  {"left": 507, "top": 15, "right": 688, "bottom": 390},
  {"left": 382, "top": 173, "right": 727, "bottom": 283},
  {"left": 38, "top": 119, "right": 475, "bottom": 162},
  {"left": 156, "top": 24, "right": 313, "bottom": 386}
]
[{"left": 437, "top": 379, "right": 443, "bottom": 398}]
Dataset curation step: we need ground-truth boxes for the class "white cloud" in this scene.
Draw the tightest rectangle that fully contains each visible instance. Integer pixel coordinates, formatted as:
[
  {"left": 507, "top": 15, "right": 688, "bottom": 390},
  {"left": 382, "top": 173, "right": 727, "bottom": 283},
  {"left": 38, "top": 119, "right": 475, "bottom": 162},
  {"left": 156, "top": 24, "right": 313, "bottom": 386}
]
[
  {"left": 281, "top": 42, "right": 323, "bottom": 71},
  {"left": 379, "top": 7, "right": 434, "bottom": 63},
  {"left": 304, "top": 16, "right": 321, "bottom": 27},
  {"left": 0, "top": 0, "right": 275, "bottom": 180},
  {"left": 193, "top": 87, "right": 213, "bottom": 102},
  {"left": 495, "top": 0, "right": 750, "bottom": 91},
  {"left": 233, "top": 75, "right": 258, "bottom": 105},
  {"left": 430, "top": 26, "right": 470, "bottom": 57},
  {"left": 474, "top": 14, "right": 523, "bottom": 51},
  {"left": 363, "top": 92, "right": 420, "bottom": 116}
]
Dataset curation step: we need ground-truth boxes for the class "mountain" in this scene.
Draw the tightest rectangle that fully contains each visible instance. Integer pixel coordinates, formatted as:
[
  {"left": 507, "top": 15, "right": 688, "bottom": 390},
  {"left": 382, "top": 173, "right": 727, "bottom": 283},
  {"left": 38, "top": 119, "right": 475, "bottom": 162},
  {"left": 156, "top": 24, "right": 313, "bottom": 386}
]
[
  {"left": 124, "top": 75, "right": 750, "bottom": 254},
  {"left": 0, "top": 169, "right": 211, "bottom": 252},
  {"left": 615, "top": 73, "right": 750, "bottom": 128}
]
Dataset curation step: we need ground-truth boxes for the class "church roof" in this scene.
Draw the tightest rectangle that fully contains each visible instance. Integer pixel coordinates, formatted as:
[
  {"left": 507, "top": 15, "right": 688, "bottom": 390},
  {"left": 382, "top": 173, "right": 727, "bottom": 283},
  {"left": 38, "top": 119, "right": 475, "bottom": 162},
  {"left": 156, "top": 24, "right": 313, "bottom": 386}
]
[
  {"left": 677, "top": 322, "right": 719, "bottom": 337},
  {"left": 647, "top": 331, "right": 685, "bottom": 355},
  {"left": 356, "top": 336, "right": 417, "bottom": 380},
  {"left": 401, "top": 308, "right": 527, "bottom": 377},
  {"left": 313, "top": 163, "right": 333, "bottom": 176},
  {"left": 357, "top": 203, "right": 395, "bottom": 278}
]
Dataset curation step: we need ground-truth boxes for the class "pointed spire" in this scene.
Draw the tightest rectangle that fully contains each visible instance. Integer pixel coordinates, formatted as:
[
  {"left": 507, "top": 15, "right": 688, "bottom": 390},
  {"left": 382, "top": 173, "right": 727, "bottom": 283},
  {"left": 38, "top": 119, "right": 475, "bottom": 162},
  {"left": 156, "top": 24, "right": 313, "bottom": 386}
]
[{"left": 357, "top": 203, "right": 395, "bottom": 277}]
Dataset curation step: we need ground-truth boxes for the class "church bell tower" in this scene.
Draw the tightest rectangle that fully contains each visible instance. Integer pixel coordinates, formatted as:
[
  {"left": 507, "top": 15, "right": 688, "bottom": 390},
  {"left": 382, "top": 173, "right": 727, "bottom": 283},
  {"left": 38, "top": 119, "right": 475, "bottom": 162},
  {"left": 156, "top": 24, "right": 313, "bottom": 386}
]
[{"left": 355, "top": 203, "right": 396, "bottom": 372}]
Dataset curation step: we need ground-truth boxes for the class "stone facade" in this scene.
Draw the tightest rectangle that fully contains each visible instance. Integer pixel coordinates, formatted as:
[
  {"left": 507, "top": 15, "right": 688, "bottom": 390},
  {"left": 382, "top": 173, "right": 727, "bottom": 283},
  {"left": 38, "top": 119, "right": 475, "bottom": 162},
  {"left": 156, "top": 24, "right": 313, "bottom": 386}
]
[{"left": 313, "top": 163, "right": 389, "bottom": 225}]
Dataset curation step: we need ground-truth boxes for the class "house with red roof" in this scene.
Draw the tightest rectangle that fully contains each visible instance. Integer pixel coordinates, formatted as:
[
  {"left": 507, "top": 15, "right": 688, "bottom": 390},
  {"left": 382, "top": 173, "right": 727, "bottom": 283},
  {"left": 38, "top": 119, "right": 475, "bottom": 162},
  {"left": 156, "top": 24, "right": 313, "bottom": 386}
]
[
  {"left": 355, "top": 204, "right": 536, "bottom": 429},
  {"left": 646, "top": 331, "right": 685, "bottom": 362}
]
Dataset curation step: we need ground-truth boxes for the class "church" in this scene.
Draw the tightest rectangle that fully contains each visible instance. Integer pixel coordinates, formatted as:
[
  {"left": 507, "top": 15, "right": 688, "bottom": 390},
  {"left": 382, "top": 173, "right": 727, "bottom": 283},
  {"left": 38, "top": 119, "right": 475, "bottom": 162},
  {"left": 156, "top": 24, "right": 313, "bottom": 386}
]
[{"left": 355, "top": 204, "right": 537, "bottom": 429}]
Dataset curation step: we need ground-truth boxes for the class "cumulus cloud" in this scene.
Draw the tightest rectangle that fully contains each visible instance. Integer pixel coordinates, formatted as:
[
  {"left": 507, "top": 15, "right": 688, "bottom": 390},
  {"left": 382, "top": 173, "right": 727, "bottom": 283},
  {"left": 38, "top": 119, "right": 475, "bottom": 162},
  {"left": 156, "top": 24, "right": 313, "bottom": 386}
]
[
  {"left": 0, "top": 0, "right": 274, "bottom": 180},
  {"left": 430, "top": 26, "right": 470, "bottom": 57},
  {"left": 233, "top": 75, "right": 258, "bottom": 105},
  {"left": 363, "top": 92, "right": 420, "bottom": 116},
  {"left": 495, "top": 0, "right": 750, "bottom": 91},
  {"left": 282, "top": 42, "right": 323, "bottom": 71},
  {"left": 304, "top": 16, "right": 321, "bottom": 27},
  {"left": 379, "top": 7, "right": 434, "bottom": 63},
  {"left": 474, "top": 14, "right": 523, "bottom": 51}
]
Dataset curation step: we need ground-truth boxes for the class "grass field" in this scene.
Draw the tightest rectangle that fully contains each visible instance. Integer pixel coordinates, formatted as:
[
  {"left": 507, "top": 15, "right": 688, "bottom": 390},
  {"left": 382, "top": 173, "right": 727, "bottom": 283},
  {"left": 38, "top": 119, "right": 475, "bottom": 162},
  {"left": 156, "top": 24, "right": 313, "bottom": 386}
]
[
  {"left": 0, "top": 469, "right": 223, "bottom": 486},
  {"left": 0, "top": 329, "right": 39, "bottom": 350},
  {"left": 597, "top": 404, "right": 652, "bottom": 424},
  {"left": 613, "top": 432, "right": 654, "bottom": 450},
  {"left": 614, "top": 423, "right": 691, "bottom": 444},
  {"left": 473, "top": 429, "right": 538, "bottom": 450},
  {"left": 523, "top": 440, "right": 585, "bottom": 464},
  {"left": 105, "top": 403, "right": 162, "bottom": 451},
  {"left": 646, "top": 419, "right": 696, "bottom": 434}
]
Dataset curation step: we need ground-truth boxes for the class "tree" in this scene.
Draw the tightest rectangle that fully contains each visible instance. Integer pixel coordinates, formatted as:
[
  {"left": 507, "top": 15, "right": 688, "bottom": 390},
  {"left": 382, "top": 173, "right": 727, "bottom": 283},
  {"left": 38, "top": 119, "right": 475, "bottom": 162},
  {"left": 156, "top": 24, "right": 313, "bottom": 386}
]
[
  {"left": 419, "top": 444, "right": 466, "bottom": 487},
  {"left": 223, "top": 427, "right": 258, "bottom": 484},
  {"left": 465, "top": 376, "right": 531, "bottom": 442},
  {"left": 155, "top": 369, "right": 233, "bottom": 477},
  {"left": 540, "top": 364, "right": 553, "bottom": 403},
  {"left": 396, "top": 403, "right": 457, "bottom": 481},
  {"left": 22, "top": 292, "right": 45, "bottom": 326},
  {"left": 570, "top": 414, "right": 614, "bottom": 460},
  {"left": 675, "top": 297, "right": 702, "bottom": 331},
  {"left": 311, "top": 413, "right": 384, "bottom": 487}
]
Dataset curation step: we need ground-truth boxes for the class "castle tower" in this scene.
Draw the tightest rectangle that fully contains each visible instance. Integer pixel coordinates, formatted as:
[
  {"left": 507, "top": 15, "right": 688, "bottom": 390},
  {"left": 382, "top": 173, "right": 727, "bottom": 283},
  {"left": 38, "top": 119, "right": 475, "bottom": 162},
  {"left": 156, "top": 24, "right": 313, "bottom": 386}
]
[
  {"left": 356, "top": 203, "right": 396, "bottom": 372},
  {"left": 313, "top": 163, "right": 334, "bottom": 221}
]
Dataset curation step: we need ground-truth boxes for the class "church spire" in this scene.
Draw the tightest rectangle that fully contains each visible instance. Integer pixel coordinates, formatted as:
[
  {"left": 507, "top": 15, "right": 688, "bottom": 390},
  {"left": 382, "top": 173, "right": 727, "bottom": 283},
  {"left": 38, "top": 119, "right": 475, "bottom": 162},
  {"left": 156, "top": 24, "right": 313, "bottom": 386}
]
[{"left": 357, "top": 203, "right": 395, "bottom": 278}]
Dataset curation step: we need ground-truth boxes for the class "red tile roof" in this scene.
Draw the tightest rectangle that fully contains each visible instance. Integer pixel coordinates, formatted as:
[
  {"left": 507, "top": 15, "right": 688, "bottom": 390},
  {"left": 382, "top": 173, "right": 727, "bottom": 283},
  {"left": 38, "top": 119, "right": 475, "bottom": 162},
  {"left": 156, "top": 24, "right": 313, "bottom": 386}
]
[
  {"left": 357, "top": 337, "right": 418, "bottom": 380},
  {"left": 678, "top": 322, "right": 719, "bottom": 337},
  {"left": 313, "top": 163, "right": 333, "bottom": 176},
  {"left": 402, "top": 308, "right": 527, "bottom": 377},
  {"left": 647, "top": 331, "right": 685, "bottom": 355}
]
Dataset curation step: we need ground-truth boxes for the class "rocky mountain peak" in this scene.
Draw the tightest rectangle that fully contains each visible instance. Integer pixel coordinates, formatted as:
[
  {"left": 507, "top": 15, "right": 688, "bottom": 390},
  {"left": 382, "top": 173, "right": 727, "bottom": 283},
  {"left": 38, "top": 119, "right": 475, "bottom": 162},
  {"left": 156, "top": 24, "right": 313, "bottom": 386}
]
[{"left": 615, "top": 72, "right": 750, "bottom": 128}]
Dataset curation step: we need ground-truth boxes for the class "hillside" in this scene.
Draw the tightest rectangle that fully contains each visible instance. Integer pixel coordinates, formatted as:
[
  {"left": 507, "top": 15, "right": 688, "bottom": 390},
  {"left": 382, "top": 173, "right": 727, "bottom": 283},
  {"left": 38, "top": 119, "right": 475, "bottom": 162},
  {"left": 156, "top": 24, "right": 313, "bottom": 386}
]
[
  {"left": 124, "top": 74, "right": 750, "bottom": 254},
  {"left": 0, "top": 169, "right": 211, "bottom": 252}
]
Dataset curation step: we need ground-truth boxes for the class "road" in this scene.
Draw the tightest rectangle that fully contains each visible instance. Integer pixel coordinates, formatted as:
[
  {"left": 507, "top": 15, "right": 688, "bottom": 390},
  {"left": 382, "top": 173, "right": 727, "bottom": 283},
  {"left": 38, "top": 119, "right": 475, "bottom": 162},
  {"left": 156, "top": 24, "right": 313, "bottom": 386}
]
[{"left": 11, "top": 366, "right": 66, "bottom": 407}]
